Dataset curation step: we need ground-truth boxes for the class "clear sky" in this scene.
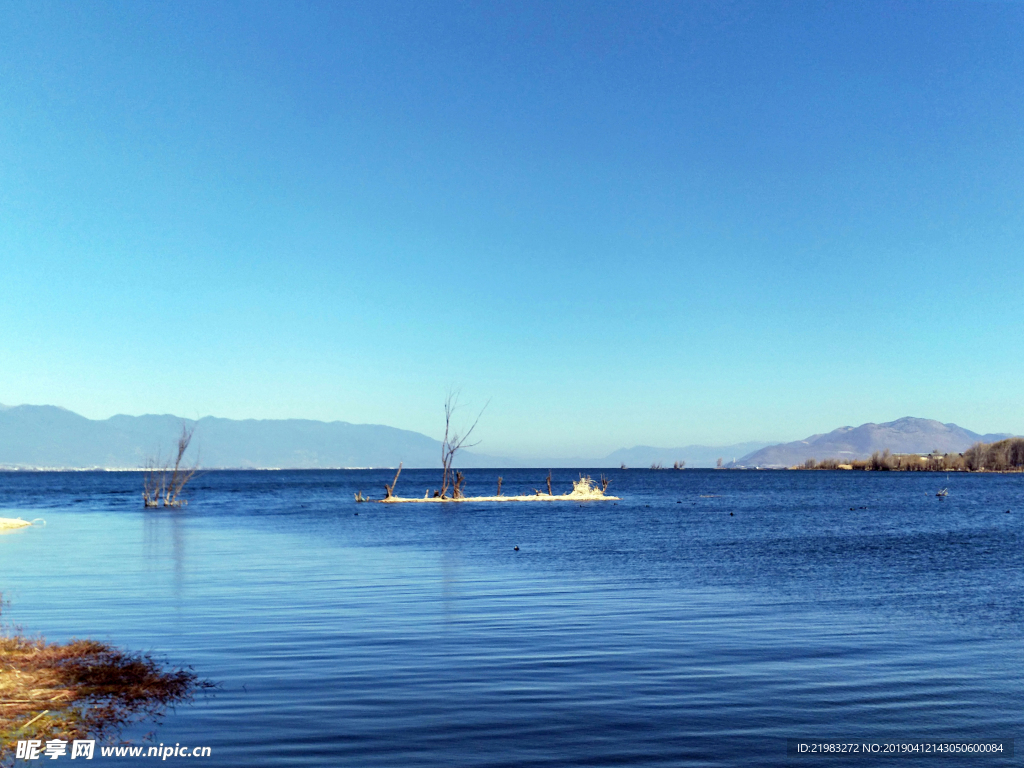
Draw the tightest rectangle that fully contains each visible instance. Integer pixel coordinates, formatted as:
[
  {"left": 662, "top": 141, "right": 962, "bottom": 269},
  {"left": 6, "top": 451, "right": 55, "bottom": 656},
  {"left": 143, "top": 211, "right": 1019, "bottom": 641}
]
[{"left": 1, "top": 1, "right": 1022, "bottom": 457}]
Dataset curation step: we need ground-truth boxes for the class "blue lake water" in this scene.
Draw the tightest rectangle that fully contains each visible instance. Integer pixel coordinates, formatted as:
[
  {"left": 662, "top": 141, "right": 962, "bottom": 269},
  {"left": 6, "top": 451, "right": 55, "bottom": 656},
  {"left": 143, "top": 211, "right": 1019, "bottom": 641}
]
[{"left": 1, "top": 469, "right": 1021, "bottom": 766}]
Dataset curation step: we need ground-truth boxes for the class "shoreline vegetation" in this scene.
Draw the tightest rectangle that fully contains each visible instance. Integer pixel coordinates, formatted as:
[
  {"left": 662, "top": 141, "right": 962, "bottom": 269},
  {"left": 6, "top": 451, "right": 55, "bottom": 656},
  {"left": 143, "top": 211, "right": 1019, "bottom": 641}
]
[
  {"left": 791, "top": 437, "right": 1024, "bottom": 472},
  {"left": 0, "top": 598, "right": 212, "bottom": 765}
]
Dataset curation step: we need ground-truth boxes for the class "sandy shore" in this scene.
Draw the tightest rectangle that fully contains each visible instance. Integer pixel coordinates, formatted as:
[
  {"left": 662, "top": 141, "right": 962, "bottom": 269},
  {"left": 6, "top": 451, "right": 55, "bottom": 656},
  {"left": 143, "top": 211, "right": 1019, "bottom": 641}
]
[{"left": 0, "top": 517, "right": 31, "bottom": 530}]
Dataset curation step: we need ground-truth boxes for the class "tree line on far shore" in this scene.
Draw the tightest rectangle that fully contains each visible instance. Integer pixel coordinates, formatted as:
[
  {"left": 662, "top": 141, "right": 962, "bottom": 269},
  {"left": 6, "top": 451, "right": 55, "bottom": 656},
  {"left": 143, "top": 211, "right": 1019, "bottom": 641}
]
[{"left": 798, "top": 437, "right": 1024, "bottom": 472}]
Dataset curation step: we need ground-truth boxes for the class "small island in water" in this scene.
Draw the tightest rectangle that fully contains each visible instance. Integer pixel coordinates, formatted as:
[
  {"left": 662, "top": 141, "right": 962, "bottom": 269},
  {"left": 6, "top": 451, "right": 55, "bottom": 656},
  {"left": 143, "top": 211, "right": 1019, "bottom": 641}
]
[{"left": 370, "top": 471, "right": 619, "bottom": 503}]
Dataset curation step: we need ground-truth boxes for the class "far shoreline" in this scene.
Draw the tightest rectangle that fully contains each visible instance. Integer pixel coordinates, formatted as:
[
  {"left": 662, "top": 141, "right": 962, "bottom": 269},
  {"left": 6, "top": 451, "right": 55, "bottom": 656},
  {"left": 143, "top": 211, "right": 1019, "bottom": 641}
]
[{"left": 2, "top": 465, "right": 1023, "bottom": 473}]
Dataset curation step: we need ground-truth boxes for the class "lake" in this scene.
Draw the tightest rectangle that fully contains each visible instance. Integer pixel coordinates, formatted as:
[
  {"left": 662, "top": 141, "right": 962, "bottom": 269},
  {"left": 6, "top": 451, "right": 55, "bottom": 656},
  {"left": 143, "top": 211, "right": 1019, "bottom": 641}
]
[{"left": 1, "top": 469, "right": 1021, "bottom": 766}]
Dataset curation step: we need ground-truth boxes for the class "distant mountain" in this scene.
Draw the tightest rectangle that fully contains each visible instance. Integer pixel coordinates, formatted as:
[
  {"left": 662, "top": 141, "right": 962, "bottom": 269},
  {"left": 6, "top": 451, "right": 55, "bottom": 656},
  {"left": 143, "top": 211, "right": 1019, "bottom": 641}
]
[
  {"left": 0, "top": 404, "right": 445, "bottom": 469},
  {"left": 602, "top": 442, "right": 773, "bottom": 469},
  {"left": 467, "top": 442, "right": 774, "bottom": 470},
  {"left": 21, "top": 405, "right": 1004, "bottom": 472},
  {"left": 0, "top": 403, "right": 771, "bottom": 470},
  {"left": 734, "top": 417, "right": 1013, "bottom": 468}
]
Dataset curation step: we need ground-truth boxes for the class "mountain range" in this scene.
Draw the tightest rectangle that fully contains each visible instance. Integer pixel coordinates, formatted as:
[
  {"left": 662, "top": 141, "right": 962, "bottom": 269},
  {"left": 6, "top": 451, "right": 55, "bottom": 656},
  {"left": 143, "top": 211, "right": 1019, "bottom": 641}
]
[
  {"left": 732, "top": 417, "right": 1013, "bottom": 468},
  {"left": 0, "top": 404, "right": 766, "bottom": 469},
  {"left": 1, "top": 405, "right": 1012, "bottom": 471}
]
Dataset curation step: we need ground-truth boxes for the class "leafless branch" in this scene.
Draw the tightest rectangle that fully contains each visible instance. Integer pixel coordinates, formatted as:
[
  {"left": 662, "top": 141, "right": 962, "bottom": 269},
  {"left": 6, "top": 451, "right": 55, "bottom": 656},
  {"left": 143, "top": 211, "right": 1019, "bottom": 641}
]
[
  {"left": 143, "top": 422, "right": 199, "bottom": 508},
  {"left": 439, "top": 389, "right": 489, "bottom": 499},
  {"left": 164, "top": 423, "right": 198, "bottom": 507}
]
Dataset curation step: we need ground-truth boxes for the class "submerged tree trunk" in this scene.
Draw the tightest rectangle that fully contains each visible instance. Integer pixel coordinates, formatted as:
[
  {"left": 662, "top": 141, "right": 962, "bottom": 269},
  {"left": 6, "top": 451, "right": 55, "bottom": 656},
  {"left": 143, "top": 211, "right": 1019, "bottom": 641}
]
[{"left": 142, "top": 422, "right": 199, "bottom": 508}]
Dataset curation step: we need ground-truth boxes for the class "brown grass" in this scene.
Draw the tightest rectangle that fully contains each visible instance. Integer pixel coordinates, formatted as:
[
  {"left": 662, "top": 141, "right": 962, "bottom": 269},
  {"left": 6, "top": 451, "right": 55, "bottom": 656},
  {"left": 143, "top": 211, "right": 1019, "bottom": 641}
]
[{"left": 1, "top": 608, "right": 212, "bottom": 764}]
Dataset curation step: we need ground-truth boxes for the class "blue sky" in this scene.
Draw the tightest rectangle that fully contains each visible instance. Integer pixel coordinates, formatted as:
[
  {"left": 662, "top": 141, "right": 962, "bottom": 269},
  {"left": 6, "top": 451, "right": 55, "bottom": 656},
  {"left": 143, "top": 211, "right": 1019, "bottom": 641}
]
[{"left": 1, "top": 1, "right": 1022, "bottom": 457}]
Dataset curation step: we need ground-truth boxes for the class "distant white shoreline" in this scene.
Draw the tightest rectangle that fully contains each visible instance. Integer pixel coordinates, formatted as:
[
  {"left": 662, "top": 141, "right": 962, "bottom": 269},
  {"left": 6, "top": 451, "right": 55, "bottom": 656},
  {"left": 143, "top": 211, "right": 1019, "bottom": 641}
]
[
  {"left": 0, "top": 465, "right": 381, "bottom": 472},
  {"left": 0, "top": 465, "right": 703, "bottom": 472}
]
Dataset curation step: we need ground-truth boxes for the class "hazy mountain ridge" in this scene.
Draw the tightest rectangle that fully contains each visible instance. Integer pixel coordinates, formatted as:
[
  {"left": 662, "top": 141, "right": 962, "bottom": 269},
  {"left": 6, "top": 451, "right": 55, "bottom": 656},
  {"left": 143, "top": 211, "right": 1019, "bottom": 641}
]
[
  {"left": 603, "top": 442, "right": 773, "bottom": 469},
  {"left": 0, "top": 405, "right": 445, "bottom": 469},
  {"left": 0, "top": 404, "right": 771, "bottom": 469},
  {"left": 734, "top": 417, "right": 1013, "bottom": 468},
  {"left": 5, "top": 406, "right": 1008, "bottom": 471}
]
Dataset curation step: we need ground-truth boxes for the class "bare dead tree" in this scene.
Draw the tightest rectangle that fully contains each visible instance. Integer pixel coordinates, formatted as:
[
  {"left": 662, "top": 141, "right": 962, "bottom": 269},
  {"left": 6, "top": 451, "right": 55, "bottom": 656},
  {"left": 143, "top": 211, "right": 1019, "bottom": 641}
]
[
  {"left": 163, "top": 422, "right": 199, "bottom": 507},
  {"left": 963, "top": 442, "right": 987, "bottom": 471},
  {"left": 1010, "top": 438, "right": 1024, "bottom": 469},
  {"left": 673, "top": 460, "right": 685, "bottom": 470},
  {"left": 142, "top": 456, "right": 165, "bottom": 508},
  {"left": 545, "top": 471, "right": 552, "bottom": 496},
  {"left": 439, "top": 390, "right": 489, "bottom": 499},
  {"left": 384, "top": 463, "right": 403, "bottom": 499},
  {"left": 600, "top": 474, "right": 609, "bottom": 493},
  {"left": 453, "top": 471, "right": 466, "bottom": 499},
  {"left": 142, "top": 422, "right": 199, "bottom": 508},
  {"left": 496, "top": 476, "right": 503, "bottom": 496}
]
